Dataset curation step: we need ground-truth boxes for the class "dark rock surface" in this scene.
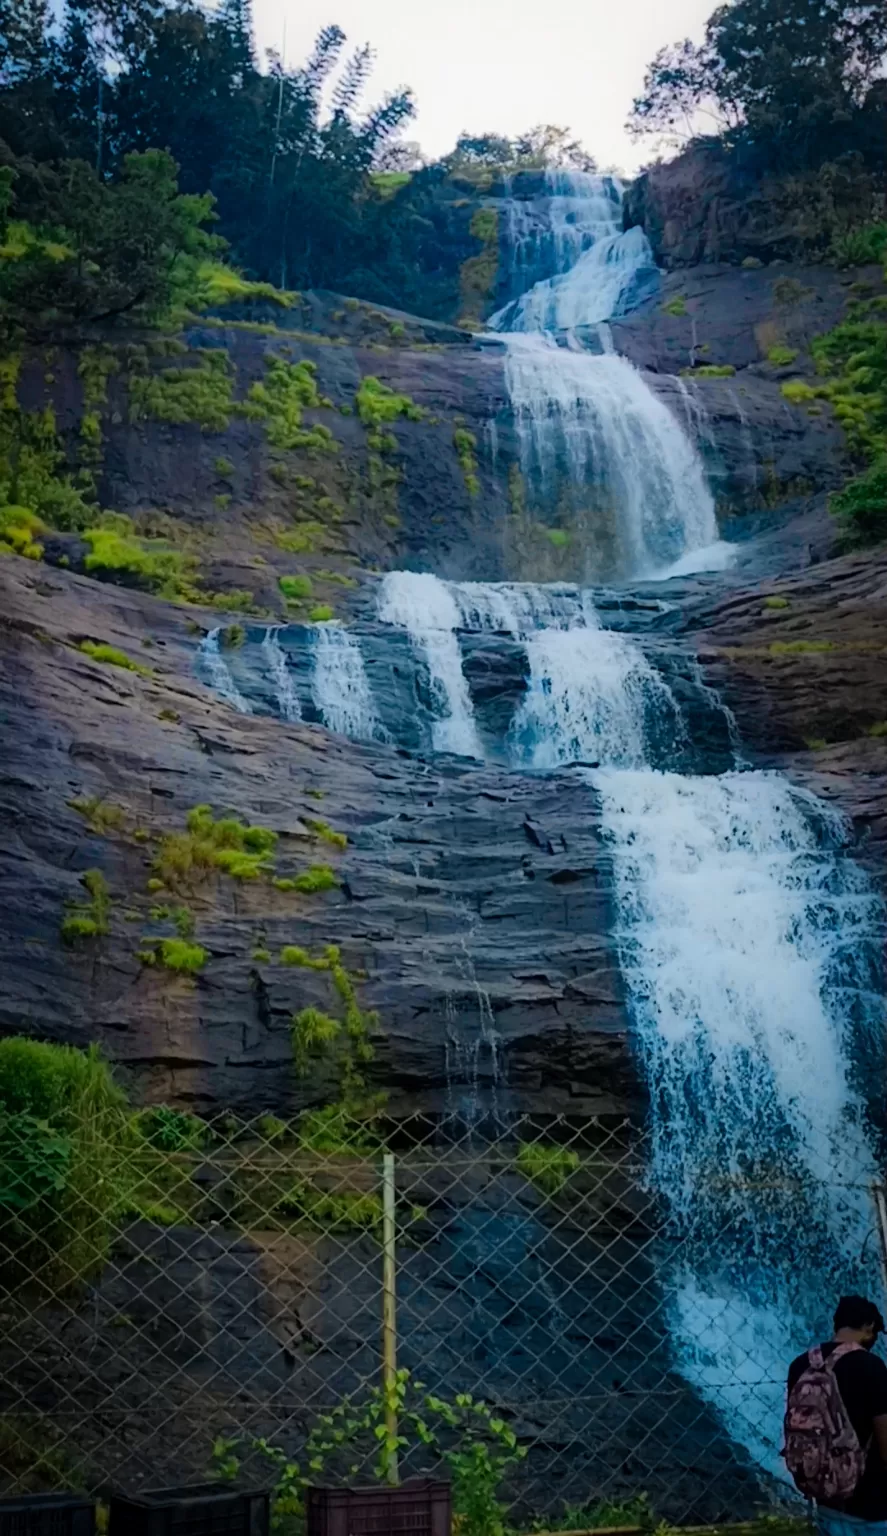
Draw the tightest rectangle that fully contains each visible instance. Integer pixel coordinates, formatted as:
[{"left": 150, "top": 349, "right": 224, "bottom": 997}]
[{"left": 0, "top": 557, "right": 636, "bottom": 1118}]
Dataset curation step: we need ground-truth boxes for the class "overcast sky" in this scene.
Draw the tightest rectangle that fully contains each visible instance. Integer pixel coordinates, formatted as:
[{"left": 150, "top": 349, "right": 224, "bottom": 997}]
[{"left": 251, "top": 0, "right": 712, "bottom": 174}]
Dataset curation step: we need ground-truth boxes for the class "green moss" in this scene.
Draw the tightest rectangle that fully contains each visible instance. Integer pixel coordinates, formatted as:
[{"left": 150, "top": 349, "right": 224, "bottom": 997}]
[
  {"left": 184, "top": 258, "right": 295, "bottom": 310},
  {"left": 304, "top": 818, "right": 347, "bottom": 849},
  {"left": 0, "top": 1038, "right": 130, "bottom": 1289},
  {"left": 61, "top": 868, "right": 110, "bottom": 944},
  {"left": 294, "top": 865, "right": 339, "bottom": 893},
  {"left": 82, "top": 517, "right": 195, "bottom": 598},
  {"left": 279, "top": 574, "right": 314, "bottom": 600},
  {"left": 355, "top": 376, "right": 428, "bottom": 428},
  {"left": 214, "top": 456, "right": 235, "bottom": 477},
  {"left": 153, "top": 805, "right": 278, "bottom": 890},
  {"left": 546, "top": 529, "right": 570, "bottom": 549},
  {"left": 517, "top": 1142, "right": 580, "bottom": 1197},
  {"left": 68, "top": 796, "right": 127, "bottom": 834},
  {"left": 389, "top": 322, "right": 406, "bottom": 340},
  {"left": 78, "top": 640, "right": 153, "bottom": 676},
  {"left": 276, "top": 524, "right": 328, "bottom": 555},
  {"left": 280, "top": 944, "right": 333, "bottom": 967},
  {"left": 242, "top": 358, "right": 338, "bottom": 453},
  {"left": 661, "top": 295, "right": 687, "bottom": 317},
  {"left": 252, "top": 948, "right": 272, "bottom": 962},
  {"left": 128, "top": 351, "right": 234, "bottom": 432},
  {"left": 309, "top": 604, "right": 334, "bottom": 622},
  {"left": 680, "top": 364, "right": 736, "bottom": 378},
  {"left": 214, "top": 492, "right": 231, "bottom": 510},
  {"left": 459, "top": 207, "right": 500, "bottom": 325},
  {"left": 763, "top": 595, "right": 791, "bottom": 610},
  {"left": 453, "top": 427, "right": 480, "bottom": 496},
  {"left": 0, "top": 504, "right": 45, "bottom": 559},
  {"left": 781, "top": 380, "right": 818, "bottom": 404},
  {"left": 769, "top": 640, "right": 835, "bottom": 655},
  {"left": 867, "top": 720, "right": 887, "bottom": 738},
  {"left": 140, "top": 937, "right": 208, "bottom": 974},
  {"left": 767, "top": 345, "right": 799, "bottom": 367},
  {"left": 830, "top": 459, "right": 887, "bottom": 548},
  {"left": 804, "top": 737, "right": 829, "bottom": 751},
  {"left": 158, "top": 708, "right": 180, "bottom": 723}
]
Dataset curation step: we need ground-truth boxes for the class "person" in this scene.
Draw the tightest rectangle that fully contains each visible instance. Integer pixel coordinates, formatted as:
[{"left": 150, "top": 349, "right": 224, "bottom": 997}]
[{"left": 786, "top": 1296, "right": 887, "bottom": 1536}]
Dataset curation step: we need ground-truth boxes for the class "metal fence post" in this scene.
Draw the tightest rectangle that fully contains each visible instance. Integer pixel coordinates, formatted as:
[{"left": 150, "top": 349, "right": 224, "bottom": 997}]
[
  {"left": 871, "top": 1183, "right": 887, "bottom": 1303},
  {"left": 382, "top": 1150, "right": 399, "bottom": 1485}
]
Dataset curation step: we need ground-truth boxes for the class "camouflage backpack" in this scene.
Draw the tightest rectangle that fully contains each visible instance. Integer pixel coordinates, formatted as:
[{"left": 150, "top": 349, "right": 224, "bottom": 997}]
[{"left": 783, "top": 1343, "right": 868, "bottom": 1502}]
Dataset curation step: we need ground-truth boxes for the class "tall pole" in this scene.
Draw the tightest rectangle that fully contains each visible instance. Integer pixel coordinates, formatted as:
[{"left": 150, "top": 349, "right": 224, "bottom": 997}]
[
  {"left": 381, "top": 1151, "right": 399, "bottom": 1485},
  {"left": 870, "top": 1183, "right": 887, "bottom": 1302}
]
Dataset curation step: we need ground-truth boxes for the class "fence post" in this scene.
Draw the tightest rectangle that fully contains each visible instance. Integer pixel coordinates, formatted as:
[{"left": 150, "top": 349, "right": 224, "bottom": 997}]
[
  {"left": 871, "top": 1183, "right": 887, "bottom": 1303},
  {"left": 382, "top": 1150, "right": 399, "bottom": 1485}
]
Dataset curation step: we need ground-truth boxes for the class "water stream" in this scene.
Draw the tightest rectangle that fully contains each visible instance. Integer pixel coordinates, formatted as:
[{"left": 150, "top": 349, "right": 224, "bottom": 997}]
[
  {"left": 261, "top": 626, "right": 302, "bottom": 722},
  {"left": 312, "top": 623, "right": 382, "bottom": 741},
  {"left": 196, "top": 627, "right": 252, "bottom": 714}
]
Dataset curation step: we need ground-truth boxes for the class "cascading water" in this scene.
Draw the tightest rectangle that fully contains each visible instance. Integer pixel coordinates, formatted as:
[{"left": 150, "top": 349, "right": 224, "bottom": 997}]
[
  {"left": 312, "top": 623, "right": 382, "bottom": 741},
  {"left": 261, "top": 626, "right": 302, "bottom": 722},
  {"left": 596, "top": 766, "right": 884, "bottom": 1474},
  {"left": 377, "top": 571, "right": 482, "bottom": 758},
  {"left": 196, "top": 627, "right": 252, "bottom": 714},
  {"left": 503, "top": 334, "right": 720, "bottom": 577},
  {"left": 491, "top": 172, "right": 658, "bottom": 332}
]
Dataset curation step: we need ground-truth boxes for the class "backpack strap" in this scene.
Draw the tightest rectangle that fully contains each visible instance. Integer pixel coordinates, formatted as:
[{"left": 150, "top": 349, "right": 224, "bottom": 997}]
[{"left": 809, "top": 1342, "right": 863, "bottom": 1372}]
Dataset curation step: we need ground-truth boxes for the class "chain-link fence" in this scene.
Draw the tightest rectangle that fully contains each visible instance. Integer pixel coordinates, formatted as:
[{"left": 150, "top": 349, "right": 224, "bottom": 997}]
[{"left": 1, "top": 1101, "right": 883, "bottom": 1529}]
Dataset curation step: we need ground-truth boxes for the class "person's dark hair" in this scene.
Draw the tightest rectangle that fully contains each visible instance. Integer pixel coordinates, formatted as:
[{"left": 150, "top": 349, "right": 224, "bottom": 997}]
[{"left": 834, "top": 1296, "right": 885, "bottom": 1334}]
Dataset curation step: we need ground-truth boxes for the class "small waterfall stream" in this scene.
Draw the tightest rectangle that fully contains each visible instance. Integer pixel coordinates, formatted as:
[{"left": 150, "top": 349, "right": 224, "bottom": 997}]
[
  {"left": 196, "top": 627, "right": 252, "bottom": 714},
  {"left": 262, "top": 626, "right": 302, "bottom": 721},
  {"left": 312, "top": 624, "right": 381, "bottom": 740}
]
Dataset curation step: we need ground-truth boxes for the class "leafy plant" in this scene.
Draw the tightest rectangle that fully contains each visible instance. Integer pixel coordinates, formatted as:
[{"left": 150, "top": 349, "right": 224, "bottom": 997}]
[
  {"left": 305, "top": 817, "right": 347, "bottom": 849},
  {"left": 137, "top": 1105, "right": 205, "bottom": 1152},
  {"left": 153, "top": 805, "right": 278, "bottom": 889},
  {"left": 77, "top": 640, "right": 152, "bottom": 676},
  {"left": 767, "top": 345, "right": 798, "bottom": 366},
  {"left": 830, "top": 459, "right": 887, "bottom": 547},
  {"left": 516, "top": 1142, "right": 580, "bottom": 1196},
  {"left": 214, "top": 1371, "right": 525, "bottom": 1536},
  {"left": 661, "top": 295, "right": 687, "bottom": 317},
  {"left": 140, "top": 937, "right": 208, "bottom": 974},
  {"left": 279, "top": 574, "right": 313, "bottom": 600},
  {"left": 355, "top": 376, "right": 427, "bottom": 428},
  {"left": 0, "top": 1038, "right": 131, "bottom": 1288},
  {"left": 61, "top": 868, "right": 110, "bottom": 943},
  {"left": 454, "top": 427, "right": 480, "bottom": 496}
]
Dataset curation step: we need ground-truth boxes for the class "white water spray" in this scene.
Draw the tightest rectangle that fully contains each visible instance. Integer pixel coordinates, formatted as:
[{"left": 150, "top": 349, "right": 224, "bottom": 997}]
[
  {"left": 312, "top": 624, "right": 381, "bottom": 741},
  {"left": 377, "top": 571, "right": 482, "bottom": 757},
  {"left": 196, "top": 627, "right": 252, "bottom": 714},
  {"left": 261, "top": 626, "right": 301, "bottom": 722},
  {"left": 503, "top": 334, "right": 719, "bottom": 577}
]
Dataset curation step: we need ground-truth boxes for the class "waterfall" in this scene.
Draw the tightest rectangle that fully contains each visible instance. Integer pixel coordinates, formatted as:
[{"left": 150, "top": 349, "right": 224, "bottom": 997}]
[
  {"left": 491, "top": 172, "right": 657, "bottom": 332},
  {"left": 511, "top": 625, "right": 683, "bottom": 770},
  {"left": 597, "top": 765, "right": 883, "bottom": 1474},
  {"left": 491, "top": 171, "right": 729, "bottom": 581},
  {"left": 196, "top": 627, "right": 252, "bottom": 714},
  {"left": 503, "top": 334, "right": 720, "bottom": 577},
  {"left": 261, "top": 626, "right": 301, "bottom": 722},
  {"left": 377, "top": 571, "right": 482, "bottom": 758},
  {"left": 312, "top": 624, "right": 381, "bottom": 741}
]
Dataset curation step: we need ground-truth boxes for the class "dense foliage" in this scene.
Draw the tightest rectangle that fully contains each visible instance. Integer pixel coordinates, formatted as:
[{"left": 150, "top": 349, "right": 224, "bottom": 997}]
[{"left": 629, "top": 0, "right": 887, "bottom": 171}]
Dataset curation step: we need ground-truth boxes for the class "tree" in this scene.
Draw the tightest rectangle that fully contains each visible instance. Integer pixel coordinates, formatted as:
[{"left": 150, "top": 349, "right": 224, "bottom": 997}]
[{"left": 628, "top": 0, "right": 887, "bottom": 165}]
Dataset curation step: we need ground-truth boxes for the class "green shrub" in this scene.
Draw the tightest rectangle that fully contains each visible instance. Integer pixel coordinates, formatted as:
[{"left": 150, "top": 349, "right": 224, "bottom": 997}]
[
  {"left": 258, "top": 1114, "right": 288, "bottom": 1142},
  {"left": 453, "top": 427, "right": 480, "bottom": 496},
  {"left": 661, "top": 295, "right": 687, "bottom": 317},
  {"left": 137, "top": 1105, "right": 205, "bottom": 1151},
  {"left": 830, "top": 459, "right": 887, "bottom": 548},
  {"left": 276, "top": 525, "right": 328, "bottom": 555},
  {"left": 128, "top": 352, "right": 234, "bottom": 431},
  {"left": 140, "top": 937, "right": 208, "bottom": 973},
  {"left": 305, "top": 818, "right": 347, "bottom": 849},
  {"left": 184, "top": 259, "right": 294, "bottom": 310},
  {"left": 309, "top": 604, "right": 334, "bottom": 622},
  {"left": 214, "top": 456, "right": 235, "bottom": 477},
  {"left": 242, "top": 358, "right": 337, "bottom": 453},
  {"left": 355, "top": 376, "right": 427, "bottom": 428},
  {"left": 153, "top": 805, "right": 278, "bottom": 889},
  {"left": 763, "top": 595, "right": 790, "bottom": 610},
  {"left": 769, "top": 639, "right": 835, "bottom": 655},
  {"left": 293, "top": 865, "right": 339, "bottom": 894},
  {"left": 0, "top": 1038, "right": 130, "bottom": 1287},
  {"left": 82, "top": 521, "right": 195, "bottom": 596},
  {"left": 0, "top": 504, "right": 44, "bottom": 559},
  {"left": 220, "top": 623, "right": 245, "bottom": 648},
  {"left": 867, "top": 720, "right": 887, "bottom": 738},
  {"left": 546, "top": 529, "right": 570, "bottom": 549},
  {"left": 767, "top": 345, "right": 798, "bottom": 367},
  {"left": 60, "top": 869, "right": 110, "bottom": 944},
  {"left": 78, "top": 640, "right": 152, "bottom": 676},
  {"left": 276, "top": 1182, "right": 383, "bottom": 1232},
  {"left": 280, "top": 944, "right": 331, "bottom": 967},
  {"left": 781, "top": 381, "right": 818, "bottom": 404},
  {"left": 279, "top": 575, "right": 313, "bottom": 600},
  {"left": 516, "top": 1142, "right": 580, "bottom": 1196},
  {"left": 681, "top": 364, "right": 736, "bottom": 378},
  {"left": 830, "top": 223, "right": 887, "bottom": 268}
]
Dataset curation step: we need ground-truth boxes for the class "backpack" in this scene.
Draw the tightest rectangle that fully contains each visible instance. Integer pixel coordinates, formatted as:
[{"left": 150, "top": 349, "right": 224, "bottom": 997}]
[{"left": 783, "top": 1343, "right": 868, "bottom": 1502}]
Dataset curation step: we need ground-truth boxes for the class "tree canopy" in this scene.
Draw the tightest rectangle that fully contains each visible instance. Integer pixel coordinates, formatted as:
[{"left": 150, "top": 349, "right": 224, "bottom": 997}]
[{"left": 629, "top": 0, "right": 887, "bottom": 168}]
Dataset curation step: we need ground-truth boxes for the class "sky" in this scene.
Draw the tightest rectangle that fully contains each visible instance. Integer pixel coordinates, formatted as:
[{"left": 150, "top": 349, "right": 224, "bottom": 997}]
[{"left": 252, "top": 0, "right": 712, "bottom": 174}]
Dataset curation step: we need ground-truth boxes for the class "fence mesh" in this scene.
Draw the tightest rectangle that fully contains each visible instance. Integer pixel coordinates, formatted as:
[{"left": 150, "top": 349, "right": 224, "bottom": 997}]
[{"left": 0, "top": 1105, "right": 881, "bottom": 1527}]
